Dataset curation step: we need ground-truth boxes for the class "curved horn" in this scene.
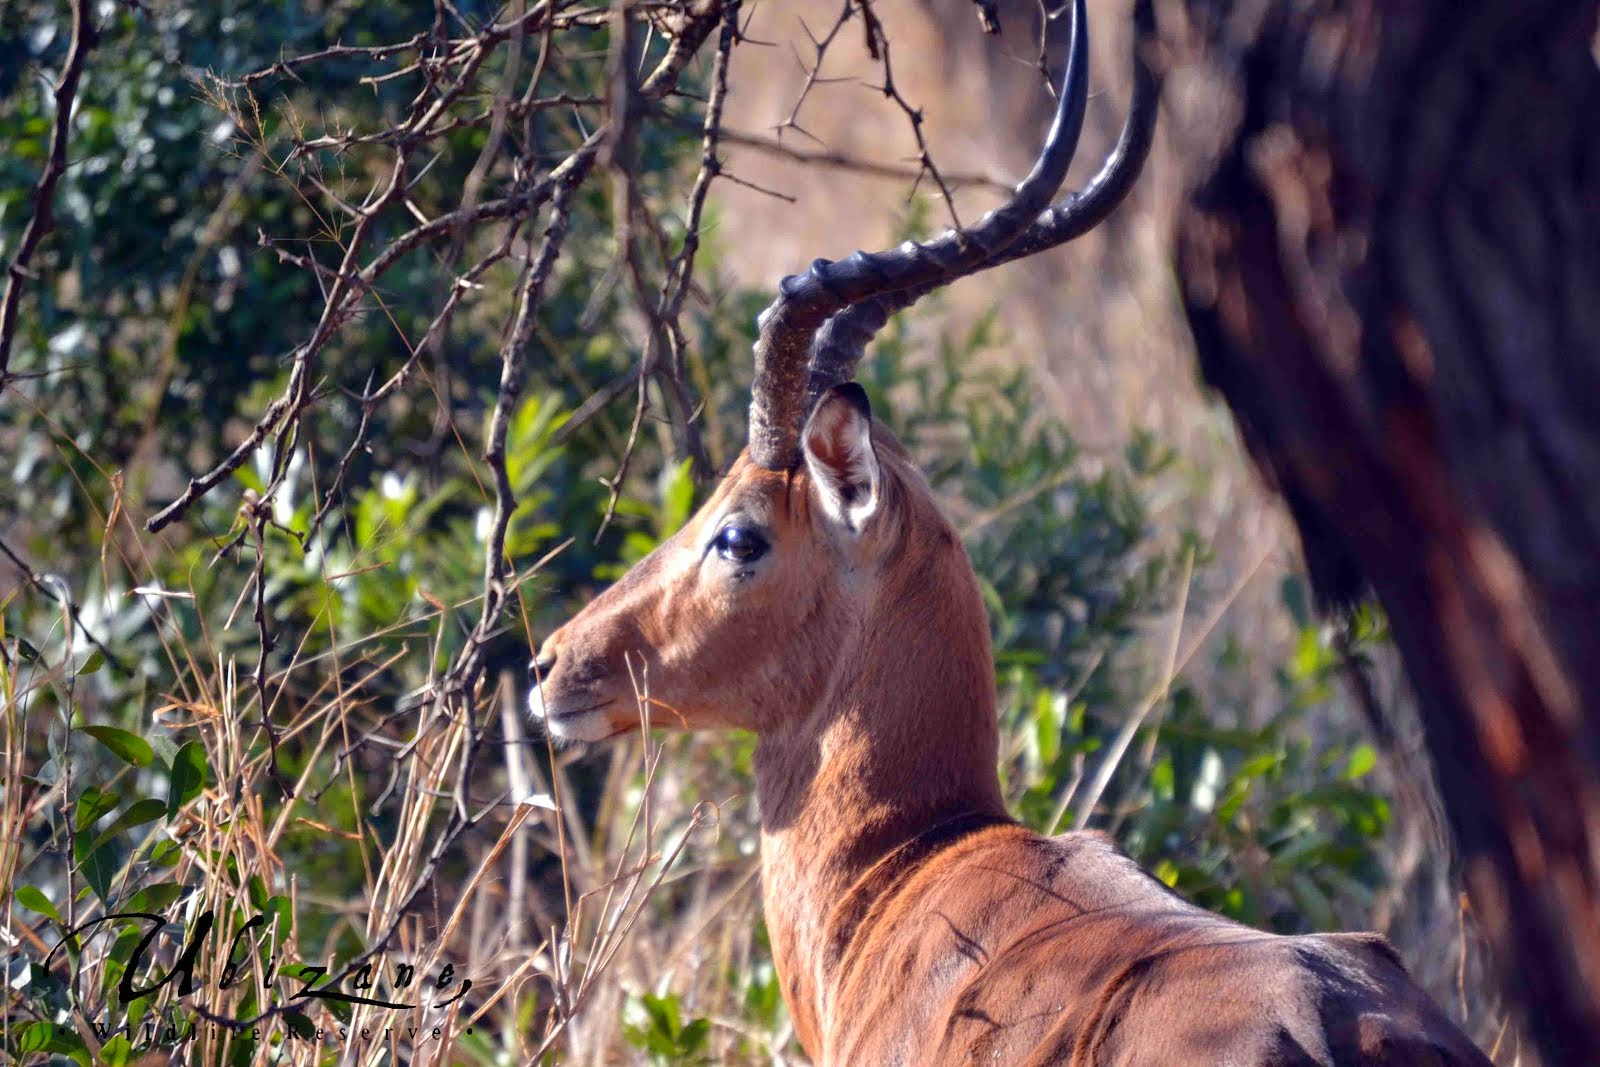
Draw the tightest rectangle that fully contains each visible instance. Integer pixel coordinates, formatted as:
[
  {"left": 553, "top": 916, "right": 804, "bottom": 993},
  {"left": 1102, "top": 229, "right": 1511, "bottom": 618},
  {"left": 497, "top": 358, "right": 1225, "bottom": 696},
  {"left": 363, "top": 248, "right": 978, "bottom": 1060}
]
[
  {"left": 806, "top": 0, "right": 1160, "bottom": 403},
  {"left": 747, "top": 0, "right": 1092, "bottom": 470}
]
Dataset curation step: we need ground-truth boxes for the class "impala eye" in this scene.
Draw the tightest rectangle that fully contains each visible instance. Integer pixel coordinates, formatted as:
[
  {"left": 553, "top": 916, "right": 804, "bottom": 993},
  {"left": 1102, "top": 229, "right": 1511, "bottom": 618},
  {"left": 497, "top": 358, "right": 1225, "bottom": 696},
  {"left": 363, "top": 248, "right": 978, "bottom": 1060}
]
[{"left": 712, "top": 524, "right": 768, "bottom": 563}]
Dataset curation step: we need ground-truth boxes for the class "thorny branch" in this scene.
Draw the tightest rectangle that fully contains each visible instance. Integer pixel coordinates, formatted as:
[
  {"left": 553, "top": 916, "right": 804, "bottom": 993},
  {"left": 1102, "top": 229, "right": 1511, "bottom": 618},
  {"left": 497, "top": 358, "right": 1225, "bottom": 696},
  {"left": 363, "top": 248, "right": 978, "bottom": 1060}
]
[
  {"left": 240, "top": 490, "right": 291, "bottom": 794},
  {"left": 595, "top": 0, "right": 741, "bottom": 532},
  {"left": 701, "top": 121, "right": 1011, "bottom": 195},
  {"left": 0, "top": 0, "right": 99, "bottom": 389},
  {"left": 445, "top": 0, "right": 729, "bottom": 684},
  {"left": 122, "top": 3, "right": 735, "bottom": 1036},
  {"left": 665, "top": 1, "right": 740, "bottom": 368},
  {"left": 773, "top": 0, "right": 857, "bottom": 145},
  {"left": 221, "top": 0, "right": 636, "bottom": 90},
  {"left": 774, "top": 0, "right": 964, "bottom": 227},
  {"left": 146, "top": 0, "right": 723, "bottom": 535},
  {"left": 463, "top": 171, "right": 588, "bottom": 686},
  {"left": 859, "top": 0, "right": 962, "bottom": 226}
]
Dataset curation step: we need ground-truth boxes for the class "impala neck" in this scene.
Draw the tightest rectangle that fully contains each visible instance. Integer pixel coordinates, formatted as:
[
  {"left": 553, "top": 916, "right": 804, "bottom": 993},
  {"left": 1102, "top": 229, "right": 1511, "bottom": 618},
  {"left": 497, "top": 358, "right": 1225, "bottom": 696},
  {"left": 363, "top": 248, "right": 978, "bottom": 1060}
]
[{"left": 752, "top": 531, "right": 1007, "bottom": 1051}]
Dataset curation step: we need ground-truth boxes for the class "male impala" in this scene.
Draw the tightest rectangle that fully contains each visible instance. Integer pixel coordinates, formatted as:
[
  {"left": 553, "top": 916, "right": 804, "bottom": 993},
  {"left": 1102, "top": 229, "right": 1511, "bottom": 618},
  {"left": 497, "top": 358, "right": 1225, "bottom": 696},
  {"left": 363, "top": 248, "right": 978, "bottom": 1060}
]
[{"left": 529, "top": 2, "right": 1491, "bottom": 1062}]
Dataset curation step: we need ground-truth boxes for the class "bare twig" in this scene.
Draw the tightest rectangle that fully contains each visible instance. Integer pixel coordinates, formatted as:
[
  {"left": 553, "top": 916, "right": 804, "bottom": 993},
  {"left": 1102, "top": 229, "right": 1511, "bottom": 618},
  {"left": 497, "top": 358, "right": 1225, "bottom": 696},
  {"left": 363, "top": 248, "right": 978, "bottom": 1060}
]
[
  {"left": 240, "top": 491, "right": 292, "bottom": 795},
  {"left": 859, "top": 0, "right": 962, "bottom": 227},
  {"left": 596, "top": 365, "right": 652, "bottom": 541},
  {"left": 286, "top": 92, "right": 604, "bottom": 157},
  {"left": 552, "top": 360, "right": 645, "bottom": 447},
  {"left": 0, "top": 0, "right": 99, "bottom": 387},
  {"left": 0, "top": 532, "right": 130, "bottom": 677},
  {"left": 223, "top": 0, "right": 589, "bottom": 89},
  {"left": 469, "top": 169, "right": 589, "bottom": 672},
  {"left": 306, "top": 222, "right": 529, "bottom": 543},
  {"left": 701, "top": 121, "right": 1011, "bottom": 194},
  {"left": 650, "top": 0, "right": 744, "bottom": 478},
  {"left": 149, "top": 0, "right": 723, "bottom": 535},
  {"left": 226, "top": 33, "right": 433, "bottom": 88},
  {"left": 774, "top": 0, "right": 856, "bottom": 145},
  {"left": 665, "top": 0, "right": 739, "bottom": 328}
]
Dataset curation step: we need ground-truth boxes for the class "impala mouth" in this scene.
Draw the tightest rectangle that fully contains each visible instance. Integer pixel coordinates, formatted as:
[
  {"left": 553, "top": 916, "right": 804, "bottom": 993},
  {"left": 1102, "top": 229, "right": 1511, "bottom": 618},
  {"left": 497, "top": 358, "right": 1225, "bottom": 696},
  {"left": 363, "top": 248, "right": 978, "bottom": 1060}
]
[
  {"left": 527, "top": 685, "right": 619, "bottom": 742},
  {"left": 548, "top": 702, "right": 612, "bottom": 723}
]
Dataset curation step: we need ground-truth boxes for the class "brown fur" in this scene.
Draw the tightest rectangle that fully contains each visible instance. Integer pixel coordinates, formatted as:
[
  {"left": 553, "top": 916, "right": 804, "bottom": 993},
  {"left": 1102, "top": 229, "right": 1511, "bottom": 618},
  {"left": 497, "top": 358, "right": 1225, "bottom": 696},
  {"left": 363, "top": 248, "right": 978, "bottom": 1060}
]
[{"left": 532, "top": 416, "right": 1490, "bottom": 1066}]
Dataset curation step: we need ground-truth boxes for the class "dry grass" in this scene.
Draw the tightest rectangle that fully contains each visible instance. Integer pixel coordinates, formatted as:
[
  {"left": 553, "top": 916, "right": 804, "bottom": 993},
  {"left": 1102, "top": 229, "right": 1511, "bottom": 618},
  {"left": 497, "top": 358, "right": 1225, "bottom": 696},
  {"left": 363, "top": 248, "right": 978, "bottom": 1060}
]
[{"left": 0, "top": 578, "right": 775, "bottom": 1063}]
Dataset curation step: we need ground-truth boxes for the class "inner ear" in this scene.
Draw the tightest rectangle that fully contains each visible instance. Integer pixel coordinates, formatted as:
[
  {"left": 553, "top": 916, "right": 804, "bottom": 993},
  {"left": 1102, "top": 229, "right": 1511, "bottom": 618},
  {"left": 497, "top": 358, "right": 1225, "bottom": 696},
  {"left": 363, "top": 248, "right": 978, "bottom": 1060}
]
[{"left": 802, "top": 383, "right": 881, "bottom": 531}]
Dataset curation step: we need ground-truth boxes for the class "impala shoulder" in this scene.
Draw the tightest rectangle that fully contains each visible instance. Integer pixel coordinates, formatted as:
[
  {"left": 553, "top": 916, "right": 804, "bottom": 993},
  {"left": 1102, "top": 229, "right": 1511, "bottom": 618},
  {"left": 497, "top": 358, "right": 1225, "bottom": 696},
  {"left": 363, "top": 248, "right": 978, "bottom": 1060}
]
[
  {"left": 1293, "top": 929, "right": 1412, "bottom": 991},
  {"left": 1286, "top": 933, "right": 1493, "bottom": 1066},
  {"left": 1032, "top": 829, "right": 1194, "bottom": 903},
  {"left": 1320, "top": 930, "right": 1407, "bottom": 970}
]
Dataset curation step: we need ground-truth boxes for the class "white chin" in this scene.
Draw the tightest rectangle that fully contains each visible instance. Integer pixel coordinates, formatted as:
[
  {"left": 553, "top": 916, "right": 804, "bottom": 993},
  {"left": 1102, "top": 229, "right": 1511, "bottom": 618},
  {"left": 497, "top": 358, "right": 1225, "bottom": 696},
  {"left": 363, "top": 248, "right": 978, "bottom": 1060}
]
[
  {"left": 528, "top": 687, "right": 613, "bottom": 743},
  {"left": 545, "top": 710, "right": 614, "bottom": 743}
]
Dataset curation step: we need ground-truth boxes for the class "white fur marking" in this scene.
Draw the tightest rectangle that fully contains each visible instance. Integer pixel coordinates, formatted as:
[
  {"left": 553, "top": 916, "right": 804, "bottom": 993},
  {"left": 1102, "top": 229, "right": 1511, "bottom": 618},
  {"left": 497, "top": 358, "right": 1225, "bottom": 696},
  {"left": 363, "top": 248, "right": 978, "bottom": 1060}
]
[
  {"left": 805, "top": 399, "right": 880, "bottom": 531},
  {"left": 545, "top": 708, "right": 613, "bottom": 743}
]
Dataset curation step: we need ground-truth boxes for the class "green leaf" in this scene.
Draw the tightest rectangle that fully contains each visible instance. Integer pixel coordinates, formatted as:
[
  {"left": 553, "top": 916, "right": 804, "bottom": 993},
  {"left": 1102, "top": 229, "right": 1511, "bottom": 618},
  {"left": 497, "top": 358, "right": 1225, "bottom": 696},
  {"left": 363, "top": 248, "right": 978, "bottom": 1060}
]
[
  {"left": 1150, "top": 754, "right": 1175, "bottom": 802},
  {"left": 678, "top": 1016, "right": 710, "bottom": 1055},
  {"left": 77, "top": 650, "right": 106, "bottom": 675},
  {"left": 14, "top": 885, "right": 63, "bottom": 924},
  {"left": 125, "top": 882, "right": 186, "bottom": 913},
  {"left": 643, "top": 991, "right": 679, "bottom": 1036},
  {"left": 624, "top": 991, "right": 694, "bottom": 1058},
  {"left": 74, "top": 786, "right": 119, "bottom": 829},
  {"left": 84, "top": 725, "right": 155, "bottom": 768},
  {"left": 14, "top": 1021, "right": 51, "bottom": 1056},
  {"left": 79, "top": 841, "right": 123, "bottom": 904},
  {"left": 1289, "top": 871, "right": 1335, "bottom": 930},
  {"left": 660, "top": 458, "right": 696, "bottom": 534},
  {"left": 1344, "top": 744, "right": 1378, "bottom": 781},
  {"left": 263, "top": 894, "right": 293, "bottom": 936},
  {"left": 1237, "top": 752, "right": 1280, "bottom": 780},
  {"left": 13, "top": 1021, "right": 86, "bottom": 1057},
  {"left": 101, "top": 1034, "right": 133, "bottom": 1067},
  {"left": 88, "top": 797, "right": 167, "bottom": 855},
  {"left": 168, "top": 740, "right": 209, "bottom": 816},
  {"left": 1034, "top": 690, "right": 1062, "bottom": 767}
]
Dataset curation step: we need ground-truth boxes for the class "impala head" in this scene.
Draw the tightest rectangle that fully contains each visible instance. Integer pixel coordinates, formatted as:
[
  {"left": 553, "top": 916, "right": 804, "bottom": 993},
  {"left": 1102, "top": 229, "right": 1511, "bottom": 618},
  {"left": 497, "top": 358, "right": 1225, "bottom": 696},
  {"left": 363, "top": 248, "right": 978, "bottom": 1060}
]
[
  {"left": 529, "top": 383, "right": 943, "bottom": 742},
  {"left": 529, "top": 0, "right": 1158, "bottom": 745}
]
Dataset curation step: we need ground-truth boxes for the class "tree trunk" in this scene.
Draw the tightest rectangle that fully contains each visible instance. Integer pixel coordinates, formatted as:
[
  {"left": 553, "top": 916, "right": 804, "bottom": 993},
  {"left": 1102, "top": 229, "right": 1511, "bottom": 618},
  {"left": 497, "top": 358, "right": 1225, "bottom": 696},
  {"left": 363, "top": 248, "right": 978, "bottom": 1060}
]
[{"left": 1171, "top": 1, "right": 1600, "bottom": 1061}]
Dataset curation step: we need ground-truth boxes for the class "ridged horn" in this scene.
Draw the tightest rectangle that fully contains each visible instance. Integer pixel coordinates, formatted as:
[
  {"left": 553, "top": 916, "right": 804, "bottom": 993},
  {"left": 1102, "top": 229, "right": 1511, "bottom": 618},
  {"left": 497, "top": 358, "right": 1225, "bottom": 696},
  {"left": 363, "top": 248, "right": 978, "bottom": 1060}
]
[
  {"left": 747, "top": 0, "right": 1095, "bottom": 470},
  {"left": 806, "top": 0, "right": 1160, "bottom": 402}
]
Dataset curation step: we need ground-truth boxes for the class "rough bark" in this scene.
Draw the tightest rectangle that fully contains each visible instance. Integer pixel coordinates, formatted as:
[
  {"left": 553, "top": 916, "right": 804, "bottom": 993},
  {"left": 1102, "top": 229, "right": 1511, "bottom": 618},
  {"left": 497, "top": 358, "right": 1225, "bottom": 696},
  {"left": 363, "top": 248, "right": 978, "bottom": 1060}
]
[{"left": 1172, "top": 1, "right": 1600, "bottom": 1060}]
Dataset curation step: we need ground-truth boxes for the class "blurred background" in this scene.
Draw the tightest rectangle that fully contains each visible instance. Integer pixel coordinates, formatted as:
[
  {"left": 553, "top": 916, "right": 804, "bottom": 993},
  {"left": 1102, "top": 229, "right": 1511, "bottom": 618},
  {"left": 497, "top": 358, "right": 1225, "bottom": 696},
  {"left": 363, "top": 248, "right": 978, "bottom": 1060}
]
[{"left": 0, "top": 0, "right": 1511, "bottom": 1063}]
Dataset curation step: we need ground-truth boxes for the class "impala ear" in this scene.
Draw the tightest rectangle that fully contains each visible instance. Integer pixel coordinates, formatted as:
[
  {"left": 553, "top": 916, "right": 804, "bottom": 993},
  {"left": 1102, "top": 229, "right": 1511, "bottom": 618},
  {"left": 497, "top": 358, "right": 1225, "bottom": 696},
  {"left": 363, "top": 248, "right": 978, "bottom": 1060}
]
[{"left": 802, "top": 383, "right": 881, "bottom": 531}]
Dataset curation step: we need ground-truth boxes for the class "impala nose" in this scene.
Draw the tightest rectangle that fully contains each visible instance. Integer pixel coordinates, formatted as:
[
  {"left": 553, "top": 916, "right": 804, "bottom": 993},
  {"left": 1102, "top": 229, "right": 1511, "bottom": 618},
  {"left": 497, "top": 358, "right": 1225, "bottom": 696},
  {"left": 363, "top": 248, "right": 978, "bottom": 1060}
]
[
  {"left": 529, "top": 649, "right": 556, "bottom": 682},
  {"left": 527, "top": 649, "right": 556, "bottom": 722}
]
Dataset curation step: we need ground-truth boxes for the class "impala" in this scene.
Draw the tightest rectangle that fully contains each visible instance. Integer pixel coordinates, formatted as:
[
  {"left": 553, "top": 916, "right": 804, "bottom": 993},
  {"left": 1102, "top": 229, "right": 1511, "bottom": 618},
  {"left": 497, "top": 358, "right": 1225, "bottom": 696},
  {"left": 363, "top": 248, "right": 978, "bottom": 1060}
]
[{"left": 528, "top": 2, "right": 1491, "bottom": 1062}]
